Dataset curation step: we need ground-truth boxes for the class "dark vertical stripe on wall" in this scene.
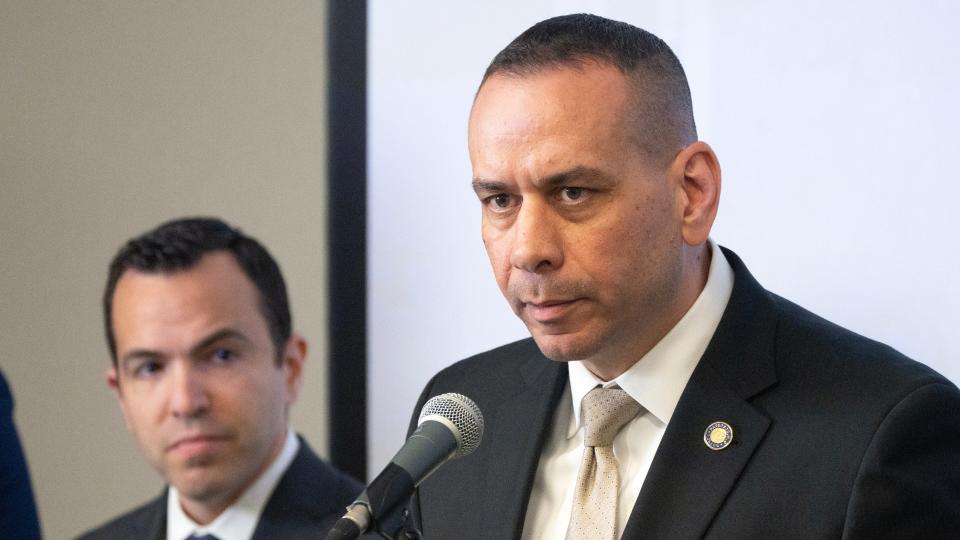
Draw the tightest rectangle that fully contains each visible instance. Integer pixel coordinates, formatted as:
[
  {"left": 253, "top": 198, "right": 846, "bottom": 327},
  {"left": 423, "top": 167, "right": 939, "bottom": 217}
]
[{"left": 327, "top": 0, "right": 367, "bottom": 481}]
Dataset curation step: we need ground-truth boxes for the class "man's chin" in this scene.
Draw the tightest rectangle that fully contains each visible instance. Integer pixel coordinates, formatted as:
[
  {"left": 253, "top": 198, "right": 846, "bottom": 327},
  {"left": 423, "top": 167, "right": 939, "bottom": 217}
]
[
  {"left": 531, "top": 332, "right": 600, "bottom": 362},
  {"left": 172, "top": 477, "right": 231, "bottom": 504},
  {"left": 168, "top": 466, "right": 232, "bottom": 502}
]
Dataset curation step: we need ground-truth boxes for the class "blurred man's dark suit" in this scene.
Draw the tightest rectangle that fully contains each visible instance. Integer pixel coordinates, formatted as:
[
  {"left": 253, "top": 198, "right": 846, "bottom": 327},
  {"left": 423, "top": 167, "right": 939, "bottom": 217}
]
[
  {"left": 409, "top": 248, "right": 960, "bottom": 539},
  {"left": 77, "top": 438, "right": 362, "bottom": 540}
]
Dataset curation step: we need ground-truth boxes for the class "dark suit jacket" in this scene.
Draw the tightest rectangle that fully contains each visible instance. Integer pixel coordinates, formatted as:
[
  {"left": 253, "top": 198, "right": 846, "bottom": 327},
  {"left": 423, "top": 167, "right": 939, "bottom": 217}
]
[
  {"left": 408, "top": 248, "right": 960, "bottom": 539},
  {"left": 77, "top": 437, "right": 362, "bottom": 540},
  {"left": 0, "top": 370, "right": 42, "bottom": 540}
]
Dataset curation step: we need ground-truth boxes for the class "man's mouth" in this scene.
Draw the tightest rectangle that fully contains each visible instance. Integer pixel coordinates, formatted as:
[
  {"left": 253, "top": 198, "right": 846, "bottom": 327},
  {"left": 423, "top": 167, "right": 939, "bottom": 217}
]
[
  {"left": 167, "top": 434, "right": 228, "bottom": 457},
  {"left": 522, "top": 298, "right": 582, "bottom": 323}
]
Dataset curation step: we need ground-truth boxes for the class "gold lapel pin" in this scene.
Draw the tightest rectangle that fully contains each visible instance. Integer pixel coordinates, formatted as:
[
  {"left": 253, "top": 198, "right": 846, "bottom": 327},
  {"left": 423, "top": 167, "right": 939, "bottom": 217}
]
[{"left": 704, "top": 421, "right": 733, "bottom": 450}]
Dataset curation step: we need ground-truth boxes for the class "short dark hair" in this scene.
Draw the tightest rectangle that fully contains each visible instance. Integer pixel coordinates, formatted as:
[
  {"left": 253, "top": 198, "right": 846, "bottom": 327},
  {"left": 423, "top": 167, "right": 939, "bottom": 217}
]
[
  {"left": 480, "top": 13, "right": 697, "bottom": 161},
  {"left": 103, "top": 217, "right": 291, "bottom": 366}
]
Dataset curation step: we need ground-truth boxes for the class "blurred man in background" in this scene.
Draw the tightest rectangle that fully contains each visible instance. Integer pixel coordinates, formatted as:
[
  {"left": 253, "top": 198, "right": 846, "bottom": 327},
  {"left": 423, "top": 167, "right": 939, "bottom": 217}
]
[{"left": 80, "top": 217, "right": 361, "bottom": 540}]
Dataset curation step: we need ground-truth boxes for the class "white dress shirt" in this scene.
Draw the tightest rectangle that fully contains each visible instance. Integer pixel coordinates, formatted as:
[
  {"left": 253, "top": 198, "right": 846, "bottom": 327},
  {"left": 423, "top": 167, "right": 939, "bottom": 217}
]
[
  {"left": 167, "top": 428, "right": 300, "bottom": 540},
  {"left": 521, "top": 240, "right": 734, "bottom": 540}
]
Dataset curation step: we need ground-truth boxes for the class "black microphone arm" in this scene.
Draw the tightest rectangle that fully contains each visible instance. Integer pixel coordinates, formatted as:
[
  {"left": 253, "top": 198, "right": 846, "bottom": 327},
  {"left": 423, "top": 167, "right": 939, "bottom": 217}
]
[{"left": 326, "top": 393, "right": 484, "bottom": 540}]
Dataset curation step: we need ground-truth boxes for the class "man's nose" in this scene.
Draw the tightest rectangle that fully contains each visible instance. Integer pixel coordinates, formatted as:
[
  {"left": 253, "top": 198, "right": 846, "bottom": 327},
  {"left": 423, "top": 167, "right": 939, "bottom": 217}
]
[
  {"left": 169, "top": 362, "right": 209, "bottom": 419},
  {"left": 509, "top": 200, "right": 563, "bottom": 273}
]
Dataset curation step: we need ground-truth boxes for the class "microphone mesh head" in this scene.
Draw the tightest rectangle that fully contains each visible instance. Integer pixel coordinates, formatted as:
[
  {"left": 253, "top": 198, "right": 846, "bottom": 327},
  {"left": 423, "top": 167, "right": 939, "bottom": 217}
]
[{"left": 418, "top": 393, "right": 484, "bottom": 458}]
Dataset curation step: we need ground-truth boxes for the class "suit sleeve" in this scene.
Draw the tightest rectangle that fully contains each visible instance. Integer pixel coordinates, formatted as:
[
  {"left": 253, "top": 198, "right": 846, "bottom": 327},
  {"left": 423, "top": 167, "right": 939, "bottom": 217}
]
[
  {"left": 0, "top": 371, "right": 42, "bottom": 540},
  {"left": 843, "top": 381, "right": 960, "bottom": 537}
]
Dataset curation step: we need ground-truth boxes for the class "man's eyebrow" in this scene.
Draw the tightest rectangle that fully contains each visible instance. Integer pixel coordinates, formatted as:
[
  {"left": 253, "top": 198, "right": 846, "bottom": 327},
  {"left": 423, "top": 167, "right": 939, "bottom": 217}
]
[
  {"left": 188, "top": 328, "right": 252, "bottom": 357},
  {"left": 472, "top": 166, "right": 613, "bottom": 195},
  {"left": 472, "top": 178, "right": 507, "bottom": 194},
  {"left": 540, "top": 166, "right": 613, "bottom": 188},
  {"left": 119, "top": 328, "right": 252, "bottom": 368},
  {"left": 120, "top": 349, "right": 164, "bottom": 369}
]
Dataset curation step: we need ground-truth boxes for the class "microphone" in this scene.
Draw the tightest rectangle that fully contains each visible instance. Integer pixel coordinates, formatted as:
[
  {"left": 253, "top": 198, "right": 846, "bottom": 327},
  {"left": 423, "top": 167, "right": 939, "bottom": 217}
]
[{"left": 326, "top": 393, "right": 484, "bottom": 540}]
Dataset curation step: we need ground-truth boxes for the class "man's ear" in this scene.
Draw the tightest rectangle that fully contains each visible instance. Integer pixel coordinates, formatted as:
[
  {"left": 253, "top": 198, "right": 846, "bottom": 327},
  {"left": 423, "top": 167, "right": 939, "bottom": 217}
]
[
  {"left": 107, "top": 366, "right": 133, "bottom": 431},
  {"left": 281, "top": 333, "right": 307, "bottom": 404},
  {"left": 107, "top": 366, "right": 121, "bottom": 394},
  {"left": 672, "top": 140, "right": 721, "bottom": 246}
]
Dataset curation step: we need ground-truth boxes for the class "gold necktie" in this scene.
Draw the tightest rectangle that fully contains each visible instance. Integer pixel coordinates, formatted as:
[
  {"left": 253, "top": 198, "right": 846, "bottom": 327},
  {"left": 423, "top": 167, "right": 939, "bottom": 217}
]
[{"left": 565, "top": 387, "right": 641, "bottom": 540}]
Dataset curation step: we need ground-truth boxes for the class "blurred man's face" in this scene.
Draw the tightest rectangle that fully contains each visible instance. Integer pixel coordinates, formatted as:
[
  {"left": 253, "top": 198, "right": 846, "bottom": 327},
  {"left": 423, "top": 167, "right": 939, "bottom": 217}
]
[
  {"left": 469, "top": 65, "right": 690, "bottom": 379},
  {"left": 107, "top": 251, "right": 303, "bottom": 520}
]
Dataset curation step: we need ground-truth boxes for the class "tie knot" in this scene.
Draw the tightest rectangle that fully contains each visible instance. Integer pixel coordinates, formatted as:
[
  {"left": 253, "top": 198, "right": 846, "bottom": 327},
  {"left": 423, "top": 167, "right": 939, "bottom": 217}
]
[{"left": 580, "top": 387, "right": 641, "bottom": 447}]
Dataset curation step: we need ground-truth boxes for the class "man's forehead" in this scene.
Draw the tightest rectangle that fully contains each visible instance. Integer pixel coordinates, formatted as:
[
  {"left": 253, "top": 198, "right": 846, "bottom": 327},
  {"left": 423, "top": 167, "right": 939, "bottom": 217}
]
[
  {"left": 110, "top": 254, "right": 267, "bottom": 357},
  {"left": 111, "top": 253, "right": 257, "bottom": 326},
  {"left": 115, "top": 251, "right": 245, "bottom": 291},
  {"left": 476, "top": 63, "right": 631, "bottom": 102},
  {"left": 471, "top": 66, "right": 634, "bottom": 135},
  {"left": 469, "top": 69, "right": 642, "bottom": 170}
]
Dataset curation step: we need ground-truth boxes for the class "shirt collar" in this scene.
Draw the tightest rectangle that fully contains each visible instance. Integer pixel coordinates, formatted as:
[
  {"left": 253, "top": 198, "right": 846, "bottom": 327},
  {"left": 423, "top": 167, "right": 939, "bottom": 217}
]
[
  {"left": 567, "top": 240, "right": 734, "bottom": 437},
  {"left": 167, "top": 428, "right": 300, "bottom": 540}
]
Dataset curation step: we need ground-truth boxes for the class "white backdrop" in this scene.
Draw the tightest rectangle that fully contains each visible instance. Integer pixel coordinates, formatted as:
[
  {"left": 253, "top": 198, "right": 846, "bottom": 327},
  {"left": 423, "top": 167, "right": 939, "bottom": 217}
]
[{"left": 368, "top": 1, "right": 960, "bottom": 474}]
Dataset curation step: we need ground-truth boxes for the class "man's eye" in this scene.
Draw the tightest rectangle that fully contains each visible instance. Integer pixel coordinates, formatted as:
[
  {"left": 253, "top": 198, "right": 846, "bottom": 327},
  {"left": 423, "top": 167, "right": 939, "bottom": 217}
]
[
  {"left": 559, "top": 187, "right": 586, "bottom": 202},
  {"left": 212, "top": 348, "right": 234, "bottom": 363},
  {"left": 485, "top": 193, "right": 515, "bottom": 211},
  {"left": 134, "top": 361, "right": 163, "bottom": 378}
]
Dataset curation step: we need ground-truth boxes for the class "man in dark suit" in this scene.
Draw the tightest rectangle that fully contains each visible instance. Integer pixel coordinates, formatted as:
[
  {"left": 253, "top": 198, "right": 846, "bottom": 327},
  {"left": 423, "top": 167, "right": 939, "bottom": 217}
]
[
  {"left": 408, "top": 14, "right": 960, "bottom": 539},
  {"left": 79, "top": 218, "right": 362, "bottom": 540}
]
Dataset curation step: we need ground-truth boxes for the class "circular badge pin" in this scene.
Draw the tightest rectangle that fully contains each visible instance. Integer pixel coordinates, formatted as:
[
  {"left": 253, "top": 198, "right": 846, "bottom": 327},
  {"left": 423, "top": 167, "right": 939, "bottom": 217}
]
[{"left": 704, "top": 421, "right": 733, "bottom": 451}]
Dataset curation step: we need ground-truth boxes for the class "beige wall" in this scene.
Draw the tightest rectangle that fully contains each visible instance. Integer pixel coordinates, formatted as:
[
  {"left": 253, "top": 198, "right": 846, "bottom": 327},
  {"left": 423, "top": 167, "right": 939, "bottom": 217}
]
[{"left": 0, "top": 2, "right": 331, "bottom": 538}]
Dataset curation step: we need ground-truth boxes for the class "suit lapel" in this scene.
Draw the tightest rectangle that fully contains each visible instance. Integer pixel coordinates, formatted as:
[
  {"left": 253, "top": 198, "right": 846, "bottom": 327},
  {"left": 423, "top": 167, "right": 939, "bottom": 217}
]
[
  {"left": 622, "top": 248, "right": 779, "bottom": 539},
  {"left": 251, "top": 439, "right": 337, "bottom": 539},
  {"left": 623, "top": 363, "right": 771, "bottom": 539},
  {"left": 251, "top": 446, "right": 306, "bottom": 540},
  {"left": 480, "top": 354, "right": 567, "bottom": 540},
  {"left": 140, "top": 491, "right": 168, "bottom": 540}
]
